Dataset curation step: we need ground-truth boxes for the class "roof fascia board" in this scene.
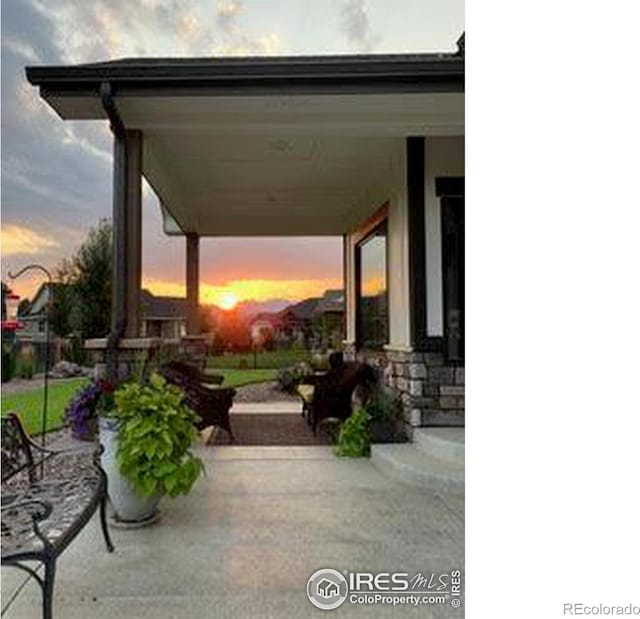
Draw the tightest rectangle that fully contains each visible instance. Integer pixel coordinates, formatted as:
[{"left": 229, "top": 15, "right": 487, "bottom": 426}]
[{"left": 27, "top": 56, "right": 464, "bottom": 97}]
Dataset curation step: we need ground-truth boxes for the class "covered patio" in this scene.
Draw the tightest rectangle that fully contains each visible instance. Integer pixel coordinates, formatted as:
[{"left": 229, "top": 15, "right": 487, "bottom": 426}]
[
  {"left": 5, "top": 37, "right": 465, "bottom": 618},
  {"left": 25, "top": 41, "right": 465, "bottom": 431},
  {"left": 1, "top": 444, "right": 464, "bottom": 618}
]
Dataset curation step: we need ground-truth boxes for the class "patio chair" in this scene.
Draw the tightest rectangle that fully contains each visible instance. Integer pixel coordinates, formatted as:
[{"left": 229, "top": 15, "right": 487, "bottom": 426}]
[
  {"left": 160, "top": 362, "right": 235, "bottom": 443},
  {"left": 299, "top": 353, "right": 377, "bottom": 432},
  {"left": 166, "top": 359, "right": 224, "bottom": 387}
]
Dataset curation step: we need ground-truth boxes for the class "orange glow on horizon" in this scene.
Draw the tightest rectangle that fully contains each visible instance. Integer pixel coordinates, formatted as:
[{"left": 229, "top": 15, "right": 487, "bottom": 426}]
[{"left": 142, "top": 277, "right": 343, "bottom": 307}]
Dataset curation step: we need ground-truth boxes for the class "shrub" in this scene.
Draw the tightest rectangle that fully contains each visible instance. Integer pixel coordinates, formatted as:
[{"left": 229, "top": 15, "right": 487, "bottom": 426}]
[
  {"left": 334, "top": 407, "right": 371, "bottom": 458},
  {"left": 277, "top": 362, "right": 313, "bottom": 394},
  {"left": 364, "top": 386, "right": 403, "bottom": 423},
  {"left": 62, "top": 335, "right": 88, "bottom": 366},
  {"left": 1, "top": 344, "right": 15, "bottom": 383},
  {"left": 15, "top": 346, "right": 36, "bottom": 379},
  {"left": 113, "top": 373, "right": 204, "bottom": 498},
  {"left": 277, "top": 368, "right": 297, "bottom": 393}
]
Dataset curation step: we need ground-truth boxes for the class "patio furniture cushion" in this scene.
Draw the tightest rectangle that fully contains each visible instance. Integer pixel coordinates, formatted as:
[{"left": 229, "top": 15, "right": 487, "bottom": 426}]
[{"left": 296, "top": 384, "right": 315, "bottom": 405}]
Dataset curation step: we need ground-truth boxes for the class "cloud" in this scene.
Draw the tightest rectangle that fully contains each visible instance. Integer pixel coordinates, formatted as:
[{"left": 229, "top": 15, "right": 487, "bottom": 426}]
[
  {"left": 213, "top": 0, "right": 282, "bottom": 55},
  {"left": 1, "top": 35, "right": 41, "bottom": 63},
  {"left": 26, "top": 0, "right": 283, "bottom": 61},
  {"left": 1, "top": 223, "right": 60, "bottom": 256},
  {"left": 216, "top": 32, "right": 283, "bottom": 56},
  {"left": 216, "top": 0, "right": 243, "bottom": 33},
  {"left": 340, "top": 0, "right": 381, "bottom": 52}
]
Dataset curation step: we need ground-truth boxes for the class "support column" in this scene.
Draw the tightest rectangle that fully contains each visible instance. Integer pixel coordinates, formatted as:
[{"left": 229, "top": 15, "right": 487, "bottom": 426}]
[
  {"left": 186, "top": 233, "right": 200, "bottom": 335},
  {"left": 406, "top": 136, "right": 427, "bottom": 350},
  {"left": 125, "top": 130, "right": 142, "bottom": 338},
  {"left": 111, "top": 129, "right": 143, "bottom": 341}
]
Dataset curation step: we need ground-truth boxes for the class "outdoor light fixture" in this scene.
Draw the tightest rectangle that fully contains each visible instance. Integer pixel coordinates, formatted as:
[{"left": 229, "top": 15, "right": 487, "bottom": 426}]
[{"left": 1, "top": 288, "right": 22, "bottom": 331}]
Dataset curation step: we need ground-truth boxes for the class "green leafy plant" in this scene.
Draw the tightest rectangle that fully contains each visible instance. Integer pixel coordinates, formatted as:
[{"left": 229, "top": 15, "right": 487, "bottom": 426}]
[
  {"left": 113, "top": 373, "right": 204, "bottom": 498},
  {"left": 334, "top": 407, "right": 371, "bottom": 458}
]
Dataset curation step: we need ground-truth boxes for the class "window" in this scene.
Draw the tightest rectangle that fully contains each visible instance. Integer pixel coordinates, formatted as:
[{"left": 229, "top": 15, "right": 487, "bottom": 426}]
[{"left": 356, "top": 222, "right": 389, "bottom": 350}]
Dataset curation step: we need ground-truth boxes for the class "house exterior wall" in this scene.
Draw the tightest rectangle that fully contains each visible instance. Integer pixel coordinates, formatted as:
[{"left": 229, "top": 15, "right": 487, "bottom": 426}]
[{"left": 344, "top": 135, "right": 464, "bottom": 435}]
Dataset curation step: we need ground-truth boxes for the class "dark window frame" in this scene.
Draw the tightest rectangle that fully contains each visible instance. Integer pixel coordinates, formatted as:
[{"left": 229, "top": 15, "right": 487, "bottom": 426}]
[{"left": 437, "top": 177, "right": 465, "bottom": 365}]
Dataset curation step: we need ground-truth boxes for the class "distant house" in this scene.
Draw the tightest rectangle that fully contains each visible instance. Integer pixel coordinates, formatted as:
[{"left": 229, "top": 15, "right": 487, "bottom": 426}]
[
  {"left": 245, "top": 291, "right": 345, "bottom": 349},
  {"left": 311, "top": 289, "right": 345, "bottom": 348},
  {"left": 17, "top": 282, "right": 65, "bottom": 340},
  {"left": 278, "top": 297, "right": 320, "bottom": 341},
  {"left": 249, "top": 313, "right": 280, "bottom": 343},
  {"left": 139, "top": 289, "right": 186, "bottom": 340}
]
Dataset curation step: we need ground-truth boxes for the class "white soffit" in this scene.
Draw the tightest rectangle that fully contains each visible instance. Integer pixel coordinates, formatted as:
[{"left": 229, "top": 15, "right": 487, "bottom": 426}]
[
  {"left": 116, "top": 92, "right": 463, "bottom": 136},
  {"left": 127, "top": 92, "right": 463, "bottom": 236}
]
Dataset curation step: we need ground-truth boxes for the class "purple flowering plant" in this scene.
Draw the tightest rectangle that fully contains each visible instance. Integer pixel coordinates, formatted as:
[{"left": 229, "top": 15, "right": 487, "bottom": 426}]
[{"left": 65, "top": 378, "right": 116, "bottom": 440}]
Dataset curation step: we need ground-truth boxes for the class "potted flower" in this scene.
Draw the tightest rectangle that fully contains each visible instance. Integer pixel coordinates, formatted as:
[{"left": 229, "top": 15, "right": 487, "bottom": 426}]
[
  {"left": 99, "top": 372, "right": 204, "bottom": 525},
  {"left": 366, "top": 387, "right": 407, "bottom": 443},
  {"left": 65, "top": 378, "right": 115, "bottom": 441},
  {"left": 334, "top": 387, "right": 407, "bottom": 457}
]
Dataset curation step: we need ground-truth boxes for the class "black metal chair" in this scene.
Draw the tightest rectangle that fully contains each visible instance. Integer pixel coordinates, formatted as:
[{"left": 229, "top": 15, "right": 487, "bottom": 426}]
[{"left": 1, "top": 413, "right": 114, "bottom": 619}]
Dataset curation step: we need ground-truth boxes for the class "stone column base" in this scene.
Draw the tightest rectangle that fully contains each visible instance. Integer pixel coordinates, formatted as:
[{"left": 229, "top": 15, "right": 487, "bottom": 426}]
[
  {"left": 350, "top": 345, "right": 464, "bottom": 435},
  {"left": 382, "top": 348, "right": 464, "bottom": 430},
  {"left": 85, "top": 338, "right": 163, "bottom": 381}
]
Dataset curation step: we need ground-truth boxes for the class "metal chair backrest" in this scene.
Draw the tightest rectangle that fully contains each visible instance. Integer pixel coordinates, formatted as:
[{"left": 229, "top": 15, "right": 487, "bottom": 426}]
[{"left": 1, "top": 413, "right": 35, "bottom": 483}]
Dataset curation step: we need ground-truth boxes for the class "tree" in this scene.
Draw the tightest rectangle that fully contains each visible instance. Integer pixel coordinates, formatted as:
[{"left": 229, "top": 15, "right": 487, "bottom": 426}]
[
  {"left": 49, "top": 258, "right": 77, "bottom": 337},
  {"left": 72, "top": 219, "right": 112, "bottom": 338}
]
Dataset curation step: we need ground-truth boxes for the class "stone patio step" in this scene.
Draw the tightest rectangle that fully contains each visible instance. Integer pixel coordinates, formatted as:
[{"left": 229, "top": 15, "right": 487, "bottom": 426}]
[
  {"left": 370, "top": 444, "right": 464, "bottom": 492},
  {"left": 413, "top": 428, "right": 465, "bottom": 464}
]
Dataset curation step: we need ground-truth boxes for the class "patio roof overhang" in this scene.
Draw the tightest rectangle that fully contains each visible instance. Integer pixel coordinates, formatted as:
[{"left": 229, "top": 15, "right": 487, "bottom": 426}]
[{"left": 26, "top": 50, "right": 464, "bottom": 236}]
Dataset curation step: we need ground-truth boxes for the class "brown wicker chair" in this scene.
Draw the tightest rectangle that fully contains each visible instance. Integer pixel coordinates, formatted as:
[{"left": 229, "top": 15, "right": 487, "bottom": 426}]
[
  {"left": 300, "top": 353, "right": 377, "bottom": 432},
  {"left": 160, "top": 361, "right": 235, "bottom": 442},
  {"left": 167, "top": 359, "right": 224, "bottom": 387}
]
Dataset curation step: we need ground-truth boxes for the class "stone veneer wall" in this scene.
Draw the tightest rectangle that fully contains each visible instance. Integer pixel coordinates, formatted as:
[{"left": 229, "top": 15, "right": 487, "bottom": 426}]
[{"left": 344, "top": 343, "right": 464, "bottom": 436}]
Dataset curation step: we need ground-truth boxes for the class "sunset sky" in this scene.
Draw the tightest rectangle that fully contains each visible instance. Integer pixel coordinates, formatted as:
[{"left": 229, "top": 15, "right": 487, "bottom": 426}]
[{"left": 1, "top": 0, "right": 463, "bottom": 307}]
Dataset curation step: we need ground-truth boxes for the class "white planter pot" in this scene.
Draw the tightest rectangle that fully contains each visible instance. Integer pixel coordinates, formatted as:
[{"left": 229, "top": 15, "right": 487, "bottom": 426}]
[{"left": 99, "top": 417, "right": 162, "bottom": 525}]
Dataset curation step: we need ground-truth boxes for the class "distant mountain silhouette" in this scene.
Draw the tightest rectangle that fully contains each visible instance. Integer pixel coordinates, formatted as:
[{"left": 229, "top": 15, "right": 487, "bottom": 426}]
[{"left": 209, "top": 291, "right": 344, "bottom": 321}]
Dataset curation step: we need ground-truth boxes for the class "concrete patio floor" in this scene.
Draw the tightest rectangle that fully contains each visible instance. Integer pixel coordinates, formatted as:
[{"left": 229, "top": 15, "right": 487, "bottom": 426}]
[{"left": 1, "top": 445, "right": 464, "bottom": 618}]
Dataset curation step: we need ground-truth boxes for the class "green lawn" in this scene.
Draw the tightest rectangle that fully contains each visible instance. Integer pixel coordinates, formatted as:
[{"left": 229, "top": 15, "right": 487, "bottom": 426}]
[
  {"left": 212, "top": 368, "right": 278, "bottom": 388},
  {"left": 0, "top": 368, "right": 278, "bottom": 437},
  {"left": 207, "top": 349, "right": 310, "bottom": 370},
  {"left": 1, "top": 377, "right": 89, "bottom": 436}
]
